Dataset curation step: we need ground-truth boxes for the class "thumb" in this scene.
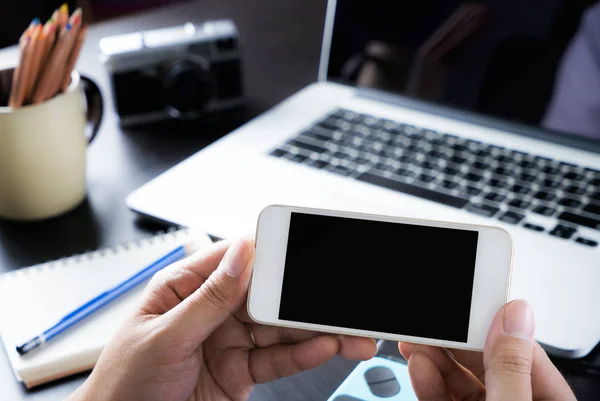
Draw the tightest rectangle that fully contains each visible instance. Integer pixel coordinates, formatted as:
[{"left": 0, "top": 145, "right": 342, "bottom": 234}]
[
  {"left": 169, "top": 238, "right": 255, "bottom": 344},
  {"left": 484, "top": 299, "right": 535, "bottom": 401}
]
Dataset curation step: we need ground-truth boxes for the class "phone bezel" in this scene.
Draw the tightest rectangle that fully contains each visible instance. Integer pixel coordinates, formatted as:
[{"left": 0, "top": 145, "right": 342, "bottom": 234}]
[{"left": 247, "top": 204, "right": 513, "bottom": 351}]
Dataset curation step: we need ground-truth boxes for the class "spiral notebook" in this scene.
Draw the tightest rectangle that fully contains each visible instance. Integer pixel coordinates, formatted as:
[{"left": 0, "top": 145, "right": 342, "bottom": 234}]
[{"left": 0, "top": 229, "right": 213, "bottom": 388}]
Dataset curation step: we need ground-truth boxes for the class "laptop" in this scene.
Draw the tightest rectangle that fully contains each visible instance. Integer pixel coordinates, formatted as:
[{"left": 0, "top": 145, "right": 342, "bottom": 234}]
[{"left": 126, "top": 0, "right": 600, "bottom": 358}]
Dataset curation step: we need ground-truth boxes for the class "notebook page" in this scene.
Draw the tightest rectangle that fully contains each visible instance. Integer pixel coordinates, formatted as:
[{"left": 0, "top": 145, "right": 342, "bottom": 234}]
[{"left": 0, "top": 229, "right": 212, "bottom": 388}]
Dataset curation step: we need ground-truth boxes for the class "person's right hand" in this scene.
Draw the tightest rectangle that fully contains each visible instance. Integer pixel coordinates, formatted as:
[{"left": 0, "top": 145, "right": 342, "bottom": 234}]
[{"left": 399, "top": 300, "right": 578, "bottom": 401}]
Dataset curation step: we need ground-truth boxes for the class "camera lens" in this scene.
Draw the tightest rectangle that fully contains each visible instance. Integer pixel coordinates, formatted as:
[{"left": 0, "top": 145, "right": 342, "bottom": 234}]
[{"left": 162, "top": 59, "right": 216, "bottom": 119}]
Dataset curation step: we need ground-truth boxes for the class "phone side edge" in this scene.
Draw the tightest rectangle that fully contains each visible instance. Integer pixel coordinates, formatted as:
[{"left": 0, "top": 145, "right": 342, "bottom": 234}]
[{"left": 247, "top": 204, "right": 291, "bottom": 325}]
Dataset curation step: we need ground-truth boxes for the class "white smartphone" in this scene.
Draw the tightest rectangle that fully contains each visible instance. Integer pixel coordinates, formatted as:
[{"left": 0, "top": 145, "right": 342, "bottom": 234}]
[{"left": 247, "top": 204, "right": 514, "bottom": 351}]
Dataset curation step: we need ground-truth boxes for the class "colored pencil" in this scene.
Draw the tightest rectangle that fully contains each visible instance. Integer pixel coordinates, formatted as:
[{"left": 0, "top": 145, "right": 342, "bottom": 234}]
[
  {"left": 58, "top": 3, "right": 69, "bottom": 30},
  {"left": 32, "top": 9, "right": 82, "bottom": 104},
  {"left": 9, "top": 19, "right": 39, "bottom": 107},
  {"left": 24, "top": 21, "right": 55, "bottom": 104},
  {"left": 61, "top": 25, "right": 87, "bottom": 91},
  {"left": 9, "top": 23, "right": 41, "bottom": 108},
  {"left": 10, "top": 7, "right": 87, "bottom": 108}
]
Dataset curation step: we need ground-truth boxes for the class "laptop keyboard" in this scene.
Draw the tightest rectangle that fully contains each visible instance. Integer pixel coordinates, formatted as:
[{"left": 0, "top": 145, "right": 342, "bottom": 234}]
[{"left": 268, "top": 108, "right": 600, "bottom": 248}]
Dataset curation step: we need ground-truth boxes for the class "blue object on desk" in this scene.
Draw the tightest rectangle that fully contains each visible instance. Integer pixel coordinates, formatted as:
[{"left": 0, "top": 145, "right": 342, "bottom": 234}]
[
  {"left": 16, "top": 243, "right": 195, "bottom": 355},
  {"left": 327, "top": 356, "right": 417, "bottom": 401}
]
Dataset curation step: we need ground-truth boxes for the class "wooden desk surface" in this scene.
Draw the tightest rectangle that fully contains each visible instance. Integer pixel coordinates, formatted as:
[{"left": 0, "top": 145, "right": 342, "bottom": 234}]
[{"left": 0, "top": 1, "right": 598, "bottom": 400}]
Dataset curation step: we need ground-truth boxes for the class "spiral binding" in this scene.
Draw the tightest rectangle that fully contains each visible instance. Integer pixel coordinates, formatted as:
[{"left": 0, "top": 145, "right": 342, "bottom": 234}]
[{"left": 0, "top": 227, "right": 190, "bottom": 283}]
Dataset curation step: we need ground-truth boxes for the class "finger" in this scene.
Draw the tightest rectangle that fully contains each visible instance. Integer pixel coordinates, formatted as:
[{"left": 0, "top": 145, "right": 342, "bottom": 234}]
[
  {"left": 407, "top": 350, "right": 452, "bottom": 401},
  {"left": 247, "top": 324, "right": 375, "bottom": 361},
  {"left": 235, "top": 304, "right": 335, "bottom": 348},
  {"left": 444, "top": 348, "right": 486, "bottom": 383},
  {"left": 236, "top": 302, "right": 377, "bottom": 360},
  {"left": 165, "top": 238, "right": 255, "bottom": 344},
  {"left": 249, "top": 324, "right": 322, "bottom": 347},
  {"left": 139, "top": 239, "right": 233, "bottom": 312},
  {"left": 484, "top": 299, "right": 535, "bottom": 401},
  {"left": 337, "top": 335, "right": 378, "bottom": 361},
  {"left": 399, "top": 344, "right": 485, "bottom": 400},
  {"left": 530, "top": 343, "right": 578, "bottom": 401},
  {"left": 248, "top": 336, "right": 339, "bottom": 383},
  {"left": 400, "top": 342, "right": 486, "bottom": 385}
]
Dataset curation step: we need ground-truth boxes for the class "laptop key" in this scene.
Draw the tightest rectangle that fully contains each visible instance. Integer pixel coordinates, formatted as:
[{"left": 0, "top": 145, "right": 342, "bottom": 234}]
[
  {"left": 542, "top": 165, "right": 561, "bottom": 175},
  {"left": 558, "top": 211, "right": 600, "bottom": 230},
  {"left": 519, "top": 173, "right": 537, "bottom": 182},
  {"left": 353, "top": 156, "right": 370, "bottom": 166},
  {"left": 332, "top": 150, "right": 352, "bottom": 160},
  {"left": 374, "top": 162, "right": 395, "bottom": 172},
  {"left": 496, "top": 155, "right": 514, "bottom": 164},
  {"left": 564, "top": 185, "right": 587, "bottom": 196},
  {"left": 541, "top": 179, "right": 561, "bottom": 189},
  {"left": 302, "top": 129, "right": 331, "bottom": 142},
  {"left": 395, "top": 168, "right": 417, "bottom": 178},
  {"left": 558, "top": 197, "right": 582, "bottom": 209},
  {"left": 423, "top": 160, "right": 440, "bottom": 171},
  {"left": 269, "top": 148, "right": 288, "bottom": 158},
  {"left": 549, "top": 224, "right": 578, "bottom": 239},
  {"left": 508, "top": 198, "right": 532, "bottom": 210},
  {"left": 466, "top": 202, "right": 500, "bottom": 218},
  {"left": 462, "top": 186, "right": 482, "bottom": 196},
  {"left": 464, "top": 172, "right": 484, "bottom": 182},
  {"left": 520, "top": 160, "right": 538, "bottom": 169},
  {"left": 493, "top": 166, "right": 511, "bottom": 176},
  {"left": 583, "top": 203, "right": 600, "bottom": 216},
  {"left": 328, "top": 165, "right": 353, "bottom": 177},
  {"left": 575, "top": 237, "right": 598, "bottom": 247},
  {"left": 532, "top": 204, "right": 556, "bottom": 216},
  {"left": 499, "top": 211, "right": 525, "bottom": 225},
  {"left": 310, "top": 159, "right": 329, "bottom": 169},
  {"left": 450, "top": 155, "right": 468, "bottom": 164},
  {"left": 357, "top": 173, "right": 469, "bottom": 208},
  {"left": 288, "top": 139, "right": 327, "bottom": 154},
  {"left": 472, "top": 161, "right": 489, "bottom": 171},
  {"left": 290, "top": 153, "right": 309, "bottom": 163},
  {"left": 443, "top": 166, "right": 460, "bottom": 176},
  {"left": 484, "top": 192, "right": 506, "bottom": 203},
  {"left": 441, "top": 180, "right": 460, "bottom": 190},
  {"left": 488, "top": 178, "right": 509, "bottom": 189},
  {"left": 533, "top": 191, "right": 555, "bottom": 202},
  {"left": 418, "top": 173, "right": 437, "bottom": 183},
  {"left": 510, "top": 184, "right": 531, "bottom": 196},
  {"left": 564, "top": 171, "right": 585, "bottom": 181},
  {"left": 524, "top": 223, "right": 545, "bottom": 232}
]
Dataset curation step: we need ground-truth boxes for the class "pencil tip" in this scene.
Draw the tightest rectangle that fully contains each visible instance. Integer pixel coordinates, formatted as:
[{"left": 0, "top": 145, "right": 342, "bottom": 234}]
[
  {"left": 61, "top": 3, "right": 68, "bottom": 13},
  {"left": 66, "top": 23, "right": 72, "bottom": 31},
  {"left": 32, "top": 18, "right": 40, "bottom": 25}
]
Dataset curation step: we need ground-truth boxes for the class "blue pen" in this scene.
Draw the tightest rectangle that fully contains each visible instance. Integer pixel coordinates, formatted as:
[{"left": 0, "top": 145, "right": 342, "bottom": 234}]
[{"left": 16, "top": 242, "right": 200, "bottom": 355}]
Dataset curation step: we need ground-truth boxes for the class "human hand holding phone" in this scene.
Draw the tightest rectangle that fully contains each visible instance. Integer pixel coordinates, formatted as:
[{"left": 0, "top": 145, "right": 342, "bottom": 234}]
[
  {"left": 399, "top": 300, "right": 577, "bottom": 401},
  {"left": 67, "top": 237, "right": 377, "bottom": 401}
]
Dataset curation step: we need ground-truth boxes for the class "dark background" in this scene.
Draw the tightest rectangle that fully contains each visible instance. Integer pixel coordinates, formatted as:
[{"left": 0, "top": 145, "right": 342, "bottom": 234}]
[
  {"left": 0, "top": 0, "right": 599, "bottom": 400},
  {"left": 280, "top": 213, "right": 479, "bottom": 343},
  {"left": 0, "top": 0, "right": 191, "bottom": 48},
  {"left": 328, "top": 0, "right": 599, "bottom": 133}
]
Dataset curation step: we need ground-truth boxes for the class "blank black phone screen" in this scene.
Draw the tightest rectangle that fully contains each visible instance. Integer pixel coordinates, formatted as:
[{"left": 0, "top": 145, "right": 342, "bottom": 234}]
[{"left": 278, "top": 212, "right": 479, "bottom": 343}]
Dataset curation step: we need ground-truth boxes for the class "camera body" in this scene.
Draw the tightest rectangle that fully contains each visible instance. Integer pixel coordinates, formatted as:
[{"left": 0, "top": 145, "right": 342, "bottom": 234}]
[{"left": 99, "top": 20, "right": 244, "bottom": 126}]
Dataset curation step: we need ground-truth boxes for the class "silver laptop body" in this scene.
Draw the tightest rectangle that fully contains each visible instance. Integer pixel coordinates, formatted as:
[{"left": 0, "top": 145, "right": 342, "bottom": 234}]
[{"left": 127, "top": 0, "right": 600, "bottom": 358}]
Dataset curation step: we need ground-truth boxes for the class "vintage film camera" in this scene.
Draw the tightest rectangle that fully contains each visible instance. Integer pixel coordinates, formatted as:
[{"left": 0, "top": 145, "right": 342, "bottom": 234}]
[{"left": 99, "top": 20, "right": 244, "bottom": 126}]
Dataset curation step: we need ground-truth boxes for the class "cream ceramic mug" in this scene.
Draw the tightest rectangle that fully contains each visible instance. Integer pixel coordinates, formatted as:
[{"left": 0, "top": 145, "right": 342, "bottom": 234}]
[{"left": 0, "top": 68, "right": 103, "bottom": 221}]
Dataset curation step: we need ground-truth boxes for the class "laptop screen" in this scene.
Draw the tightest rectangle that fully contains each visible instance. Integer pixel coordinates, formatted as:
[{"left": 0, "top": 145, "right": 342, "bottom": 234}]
[{"left": 325, "top": 0, "right": 600, "bottom": 143}]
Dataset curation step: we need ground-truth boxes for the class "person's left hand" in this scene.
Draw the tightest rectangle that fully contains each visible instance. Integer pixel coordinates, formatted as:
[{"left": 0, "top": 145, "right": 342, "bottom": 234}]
[{"left": 68, "top": 237, "right": 377, "bottom": 401}]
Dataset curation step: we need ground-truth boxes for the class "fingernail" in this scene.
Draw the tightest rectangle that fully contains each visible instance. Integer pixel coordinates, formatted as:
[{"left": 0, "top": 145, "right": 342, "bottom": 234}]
[
  {"left": 220, "top": 239, "right": 251, "bottom": 277},
  {"left": 503, "top": 300, "right": 534, "bottom": 341}
]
